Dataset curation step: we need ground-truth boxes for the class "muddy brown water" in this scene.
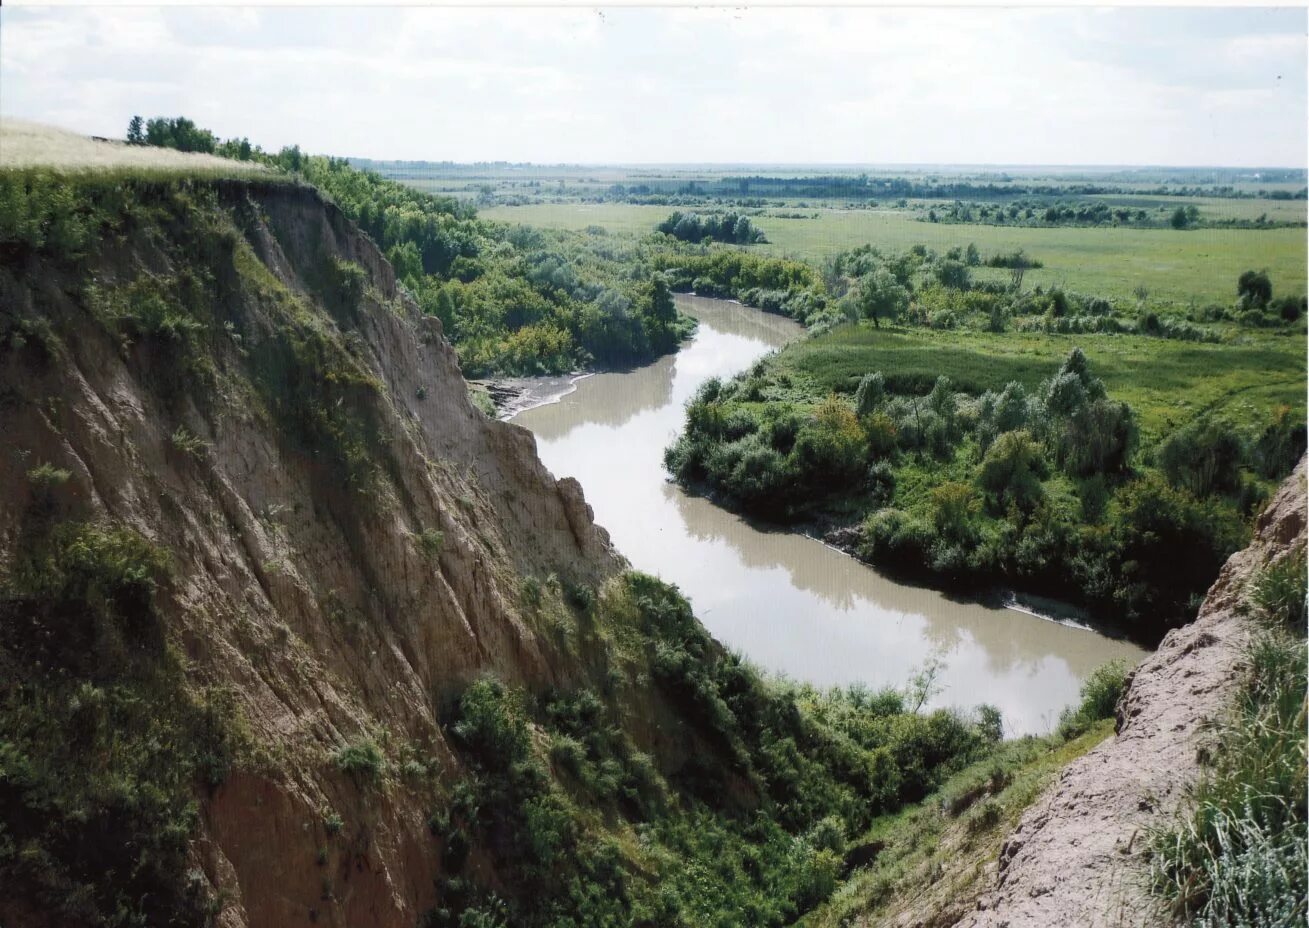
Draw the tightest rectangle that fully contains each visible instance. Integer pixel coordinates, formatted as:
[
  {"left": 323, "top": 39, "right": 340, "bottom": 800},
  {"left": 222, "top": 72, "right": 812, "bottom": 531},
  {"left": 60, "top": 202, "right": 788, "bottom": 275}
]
[{"left": 513, "top": 295, "right": 1145, "bottom": 735}]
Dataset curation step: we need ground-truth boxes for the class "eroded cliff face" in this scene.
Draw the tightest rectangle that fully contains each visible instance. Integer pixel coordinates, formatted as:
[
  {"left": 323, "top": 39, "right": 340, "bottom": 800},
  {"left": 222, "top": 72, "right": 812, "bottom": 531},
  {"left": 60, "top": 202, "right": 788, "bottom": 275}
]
[
  {"left": 0, "top": 180, "right": 630, "bottom": 926},
  {"left": 953, "top": 459, "right": 1306, "bottom": 928}
]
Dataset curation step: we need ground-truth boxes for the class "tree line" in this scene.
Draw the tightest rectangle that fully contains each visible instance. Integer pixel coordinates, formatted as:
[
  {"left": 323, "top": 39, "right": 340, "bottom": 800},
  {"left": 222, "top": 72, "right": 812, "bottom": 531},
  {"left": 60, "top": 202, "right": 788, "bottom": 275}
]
[{"left": 656, "top": 210, "right": 768, "bottom": 244}]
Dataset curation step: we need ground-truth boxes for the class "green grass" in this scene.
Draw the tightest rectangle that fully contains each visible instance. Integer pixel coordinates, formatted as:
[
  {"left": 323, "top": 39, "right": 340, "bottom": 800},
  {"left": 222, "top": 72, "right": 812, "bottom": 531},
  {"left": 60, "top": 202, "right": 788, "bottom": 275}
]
[
  {"left": 803, "top": 720, "right": 1115, "bottom": 928},
  {"left": 774, "top": 323, "right": 1306, "bottom": 441},
  {"left": 480, "top": 202, "right": 1308, "bottom": 308},
  {"left": 1149, "top": 549, "right": 1307, "bottom": 926}
]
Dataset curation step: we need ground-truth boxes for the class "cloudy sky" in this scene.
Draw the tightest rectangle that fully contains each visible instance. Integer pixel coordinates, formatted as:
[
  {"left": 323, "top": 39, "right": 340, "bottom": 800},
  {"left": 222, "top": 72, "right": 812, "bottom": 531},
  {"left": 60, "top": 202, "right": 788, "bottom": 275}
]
[{"left": 2, "top": 6, "right": 1305, "bottom": 166}]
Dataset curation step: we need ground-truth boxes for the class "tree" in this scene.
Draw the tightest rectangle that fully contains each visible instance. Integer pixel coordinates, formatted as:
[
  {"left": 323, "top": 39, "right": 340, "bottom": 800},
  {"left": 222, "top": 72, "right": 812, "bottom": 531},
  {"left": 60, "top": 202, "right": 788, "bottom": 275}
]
[
  {"left": 1237, "top": 269, "right": 1272, "bottom": 309},
  {"left": 935, "top": 259, "right": 970, "bottom": 290},
  {"left": 855, "top": 268, "right": 909, "bottom": 328},
  {"left": 1169, "top": 205, "right": 1198, "bottom": 230},
  {"left": 854, "top": 372, "right": 886, "bottom": 417},
  {"left": 647, "top": 277, "right": 676, "bottom": 325},
  {"left": 977, "top": 430, "right": 1047, "bottom": 512},
  {"left": 126, "top": 115, "right": 144, "bottom": 144},
  {"left": 1158, "top": 418, "right": 1246, "bottom": 498},
  {"left": 1008, "top": 250, "right": 1031, "bottom": 291},
  {"left": 964, "top": 242, "right": 980, "bottom": 267}
]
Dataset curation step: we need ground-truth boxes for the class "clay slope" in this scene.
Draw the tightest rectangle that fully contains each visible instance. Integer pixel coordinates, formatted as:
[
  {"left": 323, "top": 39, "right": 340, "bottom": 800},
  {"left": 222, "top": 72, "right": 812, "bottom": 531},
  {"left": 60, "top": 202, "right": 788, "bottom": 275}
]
[
  {"left": 0, "top": 179, "right": 623, "bottom": 926},
  {"left": 955, "top": 458, "right": 1306, "bottom": 928}
]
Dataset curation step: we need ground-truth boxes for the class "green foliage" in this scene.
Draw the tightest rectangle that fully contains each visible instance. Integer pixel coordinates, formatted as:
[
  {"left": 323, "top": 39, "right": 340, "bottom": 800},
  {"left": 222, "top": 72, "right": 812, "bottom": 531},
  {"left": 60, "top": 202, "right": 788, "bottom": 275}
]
[
  {"left": 169, "top": 426, "right": 208, "bottom": 458},
  {"left": 657, "top": 210, "right": 768, "bottom": 244},
  {"left": 1252, "top": 405, "right": 1307, "bottom": 481},
  {"left": 654, "top": 248, "right": 827, "bottom": 324},
  {"left": 854, "top": 268, "right": 910, "bottom": 328},
  {"left": 418, "top": 529, "right": 445, "bottom": 558},
  {"left": 427, "top": 573, "right": 996, "bottom": 928},
  {"left": 854, "top": 371, "right": 887, "bottom": 417},
  {"left": 1158, "top": 418, "right": 1246, "bottom": 498},
  {"left": 1055, "top": 660, "right": 1128, "bottom": 740},
  {"left": 335, "top": 739, "right": 385, "bottom": 787},
  {"left": 1251, "top": 546, "right": 1307, "bottom": 631},
  {"left": 141, "top": 115, "right": 218, "bottom": 153},
  {"left": 298, "top": 156, "right": 689, "bottom": 375},
  {"left": 977, "top": 431, "right": 1046, "bottom": 512},
  {"left": 1237, "top": 268, "right": 1273, "bottom": 308},
  {"left": 1150, "top": 620, "right": 1306, "bottom": 926},
  {"left": 0, "top": 521, "right": 237, "bottom": 925},
  {"left": 25, "top": 463, "right": 72, "bottom": 488},
  {"left": 668, "top": 339, "right": 1254, "bottom": 637}
]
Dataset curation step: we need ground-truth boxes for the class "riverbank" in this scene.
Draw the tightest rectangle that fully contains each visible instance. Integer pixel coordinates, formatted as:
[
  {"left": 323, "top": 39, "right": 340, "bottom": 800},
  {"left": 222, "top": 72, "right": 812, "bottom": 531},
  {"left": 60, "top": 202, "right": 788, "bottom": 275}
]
[
  {"left": 512, "top": 295, "right": 1144, "bottom": 736},
  {"left": 470, "top": 373, "right": 592, "bottom": 420}
]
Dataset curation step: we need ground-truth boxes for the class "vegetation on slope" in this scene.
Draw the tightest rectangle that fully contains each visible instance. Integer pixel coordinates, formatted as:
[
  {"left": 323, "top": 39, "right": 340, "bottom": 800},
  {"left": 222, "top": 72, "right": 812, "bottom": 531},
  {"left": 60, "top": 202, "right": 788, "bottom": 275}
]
[
  {"left": 804, "top": 665, "right": 1127, "bottom": 928},
  {"left": 0, "top": 160, "right": 1043, "bottom": 927},
  {"left": 1150, "top": 547, "right": 1307, "bottom": 926},
  {"left": 117, "top": 114, "right": 694, "bottom": 376},
  {"left": 423, "top": 572, "right": 1011, "bottom": 928},
  {"left": 0, "top": 510, "right": 243, "bottom": 925}
]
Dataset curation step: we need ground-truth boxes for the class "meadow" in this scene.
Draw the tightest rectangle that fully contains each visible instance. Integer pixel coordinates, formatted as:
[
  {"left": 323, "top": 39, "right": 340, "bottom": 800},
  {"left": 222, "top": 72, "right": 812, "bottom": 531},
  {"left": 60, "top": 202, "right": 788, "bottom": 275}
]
[
  {"left": 481, "top": 201, "right": 1307, "bottom": 309},
  {"left": 777, "top": 324, "right": 1306, "bottom": 442}
]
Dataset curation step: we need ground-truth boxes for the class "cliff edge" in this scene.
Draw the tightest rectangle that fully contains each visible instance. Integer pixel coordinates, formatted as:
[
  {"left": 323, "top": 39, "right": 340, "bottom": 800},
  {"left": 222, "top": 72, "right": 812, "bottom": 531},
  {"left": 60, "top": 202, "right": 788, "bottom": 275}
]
[{"left": 956, "top": 458, "right": 1306, "bottom": 927}]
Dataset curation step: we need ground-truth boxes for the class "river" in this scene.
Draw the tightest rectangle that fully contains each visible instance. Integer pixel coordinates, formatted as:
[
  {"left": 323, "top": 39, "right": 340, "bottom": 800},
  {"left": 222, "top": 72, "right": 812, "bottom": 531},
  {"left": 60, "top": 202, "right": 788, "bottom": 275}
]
[{"left": 512, "top": 295, "right": 1145, "bottom": 736}]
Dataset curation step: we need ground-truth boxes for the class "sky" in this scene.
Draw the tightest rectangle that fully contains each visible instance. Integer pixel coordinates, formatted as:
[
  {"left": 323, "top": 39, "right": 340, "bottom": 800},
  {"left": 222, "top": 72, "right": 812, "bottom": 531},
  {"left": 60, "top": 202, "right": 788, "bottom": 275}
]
[{"left": 1, "top": 6, "right": 1306, "bottom": 167}]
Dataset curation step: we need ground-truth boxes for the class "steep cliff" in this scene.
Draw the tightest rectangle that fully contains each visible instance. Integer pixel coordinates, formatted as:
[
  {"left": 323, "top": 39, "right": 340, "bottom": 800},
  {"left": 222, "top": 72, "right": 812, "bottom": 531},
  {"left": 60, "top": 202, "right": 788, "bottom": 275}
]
[
  {"left": 0, "top": 175, "right": 634, "bottom": 926},
  {"left": 954, "top": 458, "right": 1306, "bottom": 928}
]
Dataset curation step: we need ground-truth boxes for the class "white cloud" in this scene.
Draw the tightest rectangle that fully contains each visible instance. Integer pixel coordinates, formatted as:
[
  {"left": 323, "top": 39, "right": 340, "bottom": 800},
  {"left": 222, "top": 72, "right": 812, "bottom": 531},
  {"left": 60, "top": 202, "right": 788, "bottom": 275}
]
[{"left": 0, "top": 6, "right": 1304, "bottom": 166}]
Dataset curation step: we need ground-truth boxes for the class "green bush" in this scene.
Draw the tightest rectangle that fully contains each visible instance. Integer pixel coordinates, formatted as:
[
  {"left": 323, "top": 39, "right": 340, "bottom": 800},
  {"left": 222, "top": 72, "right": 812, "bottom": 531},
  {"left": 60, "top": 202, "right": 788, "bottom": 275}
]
[
  {"left": 335, "top": 739, "right": 385, "bottom": 786},
  {"left": 1056, "top": 660, "right": 1129, "bottom": 740},
  {"left": 1, "top": 521, "right": 236, "bottom": 925}
]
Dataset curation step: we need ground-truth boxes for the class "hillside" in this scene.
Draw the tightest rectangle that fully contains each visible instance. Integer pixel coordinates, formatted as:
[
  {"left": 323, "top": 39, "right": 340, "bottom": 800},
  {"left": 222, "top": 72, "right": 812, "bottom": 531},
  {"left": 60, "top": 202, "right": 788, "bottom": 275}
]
[{"left": 0, "top": 145, "right": 1012, "bottom": 927}]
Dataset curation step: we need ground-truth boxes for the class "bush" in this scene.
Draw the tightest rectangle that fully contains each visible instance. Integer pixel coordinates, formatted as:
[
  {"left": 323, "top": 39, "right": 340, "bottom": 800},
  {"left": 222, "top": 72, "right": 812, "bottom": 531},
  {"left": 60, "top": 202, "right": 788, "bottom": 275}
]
[
  {"left": 1252, "top": 406, "right": 1307, "bottom": 480},
  {"left": 335, "top": 740, "right": 385, "bottom": 786},
  {"left": 977, "top": 430, "right": 1046, "bottom": 512},
  {"left": 1158, "top": 418, "right": 1246, "bottom": 498},
  {"left": 1056, "top": 660, "right": 1129, "bottom": 740},
  {"left": 1251, "top": 547, "right": 1307, "bottom": 631}
]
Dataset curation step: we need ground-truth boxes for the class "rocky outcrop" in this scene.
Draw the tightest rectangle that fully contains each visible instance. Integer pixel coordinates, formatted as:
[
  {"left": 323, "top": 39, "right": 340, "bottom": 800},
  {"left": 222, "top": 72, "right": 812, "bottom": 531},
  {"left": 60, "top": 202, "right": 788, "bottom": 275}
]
[
  {"left": 955, "top": 459, "right": 1306, "bottom": 928},
  {"left": 0, "top": 180, "right": 624, "bottom": 926}
]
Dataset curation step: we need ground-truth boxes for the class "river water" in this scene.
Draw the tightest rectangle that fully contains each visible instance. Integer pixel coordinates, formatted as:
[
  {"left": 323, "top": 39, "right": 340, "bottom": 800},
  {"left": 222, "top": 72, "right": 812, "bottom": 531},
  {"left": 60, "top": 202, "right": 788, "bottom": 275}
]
[{"left": 512, "top": 295, "right": 1145, "bottom": 736}]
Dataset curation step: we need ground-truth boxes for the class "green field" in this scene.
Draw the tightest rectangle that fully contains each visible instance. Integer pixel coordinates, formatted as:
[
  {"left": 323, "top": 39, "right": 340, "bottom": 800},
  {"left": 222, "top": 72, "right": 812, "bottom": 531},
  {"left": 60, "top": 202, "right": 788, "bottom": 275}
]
[
  {"left": 480, "top": 202, "right": 1307, "bottom": 309},
  {"left": 776, "top": 323, "right": 1306, "bottom": 441}
]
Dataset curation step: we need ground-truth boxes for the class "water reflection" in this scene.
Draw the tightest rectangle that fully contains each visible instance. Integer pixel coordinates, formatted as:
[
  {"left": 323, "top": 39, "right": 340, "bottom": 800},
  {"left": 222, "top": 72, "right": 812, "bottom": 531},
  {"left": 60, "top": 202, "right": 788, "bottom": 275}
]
[{"left": 514, "top": 295, "right": 1145, "bottom": 735}]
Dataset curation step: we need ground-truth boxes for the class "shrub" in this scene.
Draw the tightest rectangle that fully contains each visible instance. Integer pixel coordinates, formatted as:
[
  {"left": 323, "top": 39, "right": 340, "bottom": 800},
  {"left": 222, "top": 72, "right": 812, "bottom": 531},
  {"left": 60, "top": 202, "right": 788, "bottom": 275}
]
[
  {"left": 1056, "top": 660, "right": 1128, "bottom": 740},
  {"left": 25, "top": 463, "right": 72, "bottom": 488},
  {"left": 1158, "top": 418, "right": 1246, "bottom": 498},
  {"left": 335, "top": 739, "right": 385, "bottom": 786},
  {"left": 854, "top": 371, "right": 886, "bottom": 416},
  {"left": 418, "top": 529, "right": 445, "bottom": 558},
  {"left": 1252, "top": 405, "right": 1307, "bottom": 480},
  {"left": 930, "top": 482, "right": 980, "bottom": 543},
  {"left": 862, "top": 411, "right": 898, "bottom": 457},
  {"left": 1251, "top": 547, "right": 1307, "bottom": 631},
  {"left": 977, "top": 430, "right": 1046, "bottom": 512}
]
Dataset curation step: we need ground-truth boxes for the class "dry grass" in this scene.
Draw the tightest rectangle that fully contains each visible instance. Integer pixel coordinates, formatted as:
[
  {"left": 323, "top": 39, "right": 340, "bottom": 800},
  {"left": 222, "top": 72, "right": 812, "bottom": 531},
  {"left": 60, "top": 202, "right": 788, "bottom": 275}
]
[{"left": 0, "top": 119, "right": 265, "bottom": 175}]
